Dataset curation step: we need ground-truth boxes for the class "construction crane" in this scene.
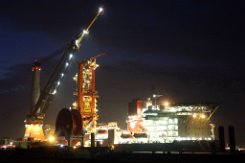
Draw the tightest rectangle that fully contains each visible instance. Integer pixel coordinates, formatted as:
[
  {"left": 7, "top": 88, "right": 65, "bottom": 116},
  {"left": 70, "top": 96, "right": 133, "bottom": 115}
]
[{"left": 24, "top": 7, "right": 104, "bottom": 141}]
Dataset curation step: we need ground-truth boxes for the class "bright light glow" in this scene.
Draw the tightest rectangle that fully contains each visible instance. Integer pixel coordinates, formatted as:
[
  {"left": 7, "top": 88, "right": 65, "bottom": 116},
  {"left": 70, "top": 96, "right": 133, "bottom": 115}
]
[
  {"left": 48, "top": 136, "right": 56, "bottom": 143},
  {"left": 98, "top": 7, "right": 104, "bottom": 13},
  {"left": 192, "top": 113, "right": 197, "bottom": 118},
  {"left": 153, "top": 94, "right": 162, "bottom": 98},
  {"left": 65, "top": 62, "right": 69, "bottom": 67},
  {"left": 61, "top": 73, "right": 64, "bottom": 77},
  {"left": 75, "top": 40, "right": 79, "bottom": 48},
  {"left": 73, "top": 74, "right": 78, "bottom": 81},
  {"left": 130, "top": 122, "right": 136, "bottom": 129},
  {"left": 57, "top": 81, "right": 60, "bottom": 86},
  {"left": 83, "top": 29, "right": 89, "bottom": 35},
  {"left": 76, "top": 142, "right": 81, "bottom": 147},
  {"left": 200, "top": 114, "right": 206, "bottom": 119},
  {"left": 52, "top": 90, "right": 57, "bottom": 94},
  {"left": 163, "top": 101, "right": 170, "bottom": 107},
  {"left": 24, "top": 124, "right": 45, "bottom": 141},
  {"left": 72, "top": 101, "right": 77, "bottom": 108},
  {"left": 60, "top": 144, "right": 64, "bottom": 148},
  {"left": 69, "top": 53, "right": 73, "bottom": 60}
]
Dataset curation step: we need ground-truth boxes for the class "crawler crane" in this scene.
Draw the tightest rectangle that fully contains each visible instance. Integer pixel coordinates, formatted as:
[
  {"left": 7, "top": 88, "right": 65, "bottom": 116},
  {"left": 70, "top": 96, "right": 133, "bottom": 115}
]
[{"left": 24, "top": 7, "right": 104, "bottom": 141}]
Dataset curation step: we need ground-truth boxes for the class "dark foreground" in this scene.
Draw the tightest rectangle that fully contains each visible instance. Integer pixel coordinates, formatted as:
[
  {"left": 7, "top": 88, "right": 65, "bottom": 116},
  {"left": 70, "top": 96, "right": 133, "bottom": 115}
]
[{"left": 1, "top": 147, "right": 245, "bottom": 163}]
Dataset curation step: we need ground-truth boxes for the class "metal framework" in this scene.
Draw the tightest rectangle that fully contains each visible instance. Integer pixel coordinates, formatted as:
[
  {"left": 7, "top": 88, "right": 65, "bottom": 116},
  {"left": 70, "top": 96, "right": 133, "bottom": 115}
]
[{"left": 24, "top": 7, "right": 103, "bottom": 141}]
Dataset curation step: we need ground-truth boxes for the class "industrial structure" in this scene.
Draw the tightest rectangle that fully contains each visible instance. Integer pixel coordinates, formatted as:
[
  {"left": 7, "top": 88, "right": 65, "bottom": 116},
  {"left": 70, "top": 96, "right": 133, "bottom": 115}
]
[
  {"left": 124, "top": 96, "right": 218, "bottom": 144},
  {"left": 22, "top": 6, "right": 221, "bottom": 151},
  {"left": 24, "top": 7, "right": 104, "bottom": 141},
  {"left": 74, "top": 54, "right": 105, "bottom": 133}
]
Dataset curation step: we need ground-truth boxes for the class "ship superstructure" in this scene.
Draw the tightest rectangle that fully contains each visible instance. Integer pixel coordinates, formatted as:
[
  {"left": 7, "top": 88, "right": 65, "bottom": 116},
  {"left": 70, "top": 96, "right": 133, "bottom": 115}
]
[{"left": 125, "top": 96, "right": 218, "bottom": 144}]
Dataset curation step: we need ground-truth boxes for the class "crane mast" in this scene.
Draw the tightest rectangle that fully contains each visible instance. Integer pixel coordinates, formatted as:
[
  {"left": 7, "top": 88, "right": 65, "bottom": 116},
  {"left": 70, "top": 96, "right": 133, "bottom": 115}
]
[{"left": 24, "top": 7, "right": 103, "bottom": 141}]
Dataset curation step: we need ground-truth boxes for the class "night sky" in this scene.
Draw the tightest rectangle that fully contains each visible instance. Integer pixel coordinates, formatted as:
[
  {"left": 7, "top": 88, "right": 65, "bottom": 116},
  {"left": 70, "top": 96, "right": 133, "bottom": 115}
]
[{"left": 0, "top": 0, "right": 244, "bottom": 145}]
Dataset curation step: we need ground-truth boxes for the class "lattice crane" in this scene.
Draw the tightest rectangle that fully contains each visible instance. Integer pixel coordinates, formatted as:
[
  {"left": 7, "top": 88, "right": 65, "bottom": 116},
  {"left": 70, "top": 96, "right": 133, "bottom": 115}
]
[{"left": 24, "top": 7, "right": 104, "bottom": 141}]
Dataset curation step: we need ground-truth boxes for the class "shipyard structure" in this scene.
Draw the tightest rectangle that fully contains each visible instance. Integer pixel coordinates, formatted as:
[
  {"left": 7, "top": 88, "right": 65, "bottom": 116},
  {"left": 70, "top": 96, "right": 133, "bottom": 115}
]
[
  {"left": 21, "top": 6, "right": 219, "bottom": 149},
  {"left": 83, "top": 97, "right": 218, "bottom": 146},
  {"left": 23, "top": 53, "right": 218, "bottom": 147},
  {"left": 122, "top": 97, "right": 218, "bottom": 144}
]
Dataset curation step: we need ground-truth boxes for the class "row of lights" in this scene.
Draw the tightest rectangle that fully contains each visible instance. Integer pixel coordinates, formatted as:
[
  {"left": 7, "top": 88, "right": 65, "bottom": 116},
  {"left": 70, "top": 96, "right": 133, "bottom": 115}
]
[
  {"left": 25, "top": 124, "right": 43, "bottom": 128},
  {"left": 51, "top": 53, "right": 73, "bottom": 95},
  {"left": 192, "top": 113, "right": 206, "bottom": 119},
  {"left": 51, "top": 6, "right": 103, "bottom": 95}
]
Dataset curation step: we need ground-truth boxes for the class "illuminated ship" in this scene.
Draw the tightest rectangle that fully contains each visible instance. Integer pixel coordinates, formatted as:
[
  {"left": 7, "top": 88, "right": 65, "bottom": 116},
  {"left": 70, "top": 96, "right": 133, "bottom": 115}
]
[{"left": 123, "top": 95, "right": 218, "bottom": 144}]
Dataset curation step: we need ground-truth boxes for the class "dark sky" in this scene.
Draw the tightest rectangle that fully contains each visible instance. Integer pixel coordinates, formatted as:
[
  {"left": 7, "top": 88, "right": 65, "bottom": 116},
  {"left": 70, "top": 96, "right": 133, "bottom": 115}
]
[{"left": 0, "top": 0, "right": 244, "bottom": 145}]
